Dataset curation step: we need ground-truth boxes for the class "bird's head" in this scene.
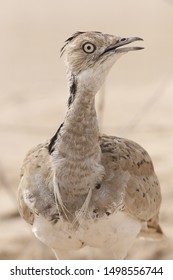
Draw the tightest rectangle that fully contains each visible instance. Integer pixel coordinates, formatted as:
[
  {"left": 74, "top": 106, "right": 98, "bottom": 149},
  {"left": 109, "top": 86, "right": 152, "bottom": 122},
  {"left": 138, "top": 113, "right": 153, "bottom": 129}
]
[{"left": 61, "top": 31, "right": 143, "bottom": 93}]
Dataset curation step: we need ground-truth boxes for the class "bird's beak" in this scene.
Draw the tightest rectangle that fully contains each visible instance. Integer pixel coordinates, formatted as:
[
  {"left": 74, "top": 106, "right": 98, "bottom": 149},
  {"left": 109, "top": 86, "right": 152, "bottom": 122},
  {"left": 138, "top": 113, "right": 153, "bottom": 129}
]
[{"left": 104, "top": 37, "right": 144, "bottom": 54}]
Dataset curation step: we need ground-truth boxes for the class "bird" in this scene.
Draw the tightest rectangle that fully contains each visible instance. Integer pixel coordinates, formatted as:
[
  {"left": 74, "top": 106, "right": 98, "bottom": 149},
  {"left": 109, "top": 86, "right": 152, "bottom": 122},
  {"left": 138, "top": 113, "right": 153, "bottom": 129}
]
[{"left": 18, "top": 31, "right": 163, "bottom": 260}]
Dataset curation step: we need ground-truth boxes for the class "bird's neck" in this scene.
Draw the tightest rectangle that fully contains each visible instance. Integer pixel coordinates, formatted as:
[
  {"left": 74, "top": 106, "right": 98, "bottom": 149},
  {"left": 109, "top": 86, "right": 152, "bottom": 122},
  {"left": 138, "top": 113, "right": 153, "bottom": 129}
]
[
  {"left": 52, "top": 73, "right": 104, "bottom": 196},
  {"left": 62, "top": 87, "right": 100, "bottom": 153}
]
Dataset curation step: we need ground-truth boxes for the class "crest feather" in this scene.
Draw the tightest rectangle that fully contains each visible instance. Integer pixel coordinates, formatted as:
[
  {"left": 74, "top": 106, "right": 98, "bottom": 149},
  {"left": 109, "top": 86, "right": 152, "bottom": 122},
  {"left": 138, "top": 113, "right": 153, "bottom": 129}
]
[{"left": 60, "top": 31, "right": 85, "bottom": 56}]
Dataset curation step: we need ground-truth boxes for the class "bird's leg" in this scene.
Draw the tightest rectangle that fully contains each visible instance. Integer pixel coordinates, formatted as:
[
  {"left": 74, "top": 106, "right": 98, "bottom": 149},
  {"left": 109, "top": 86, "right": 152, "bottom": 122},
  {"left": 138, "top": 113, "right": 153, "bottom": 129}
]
[
  {"left": 52, "top": 249, "right": 64, "bottom": 260},
  {"left": 52, "top": 249, "right": 75, "bottom": 260}
]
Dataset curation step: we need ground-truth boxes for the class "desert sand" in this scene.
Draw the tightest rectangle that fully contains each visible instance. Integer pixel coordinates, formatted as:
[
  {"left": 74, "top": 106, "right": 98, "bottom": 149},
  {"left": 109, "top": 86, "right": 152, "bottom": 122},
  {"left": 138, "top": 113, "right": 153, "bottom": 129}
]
[{"left": 0, "top": 0, "right": 173, "bottom": 259}]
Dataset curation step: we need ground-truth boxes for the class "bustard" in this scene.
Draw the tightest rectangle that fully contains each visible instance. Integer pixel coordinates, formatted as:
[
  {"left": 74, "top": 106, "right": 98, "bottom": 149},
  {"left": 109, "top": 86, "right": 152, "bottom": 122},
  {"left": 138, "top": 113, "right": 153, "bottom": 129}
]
[{"left": 18, "top": 31, "right": 163, "bottom": 260}]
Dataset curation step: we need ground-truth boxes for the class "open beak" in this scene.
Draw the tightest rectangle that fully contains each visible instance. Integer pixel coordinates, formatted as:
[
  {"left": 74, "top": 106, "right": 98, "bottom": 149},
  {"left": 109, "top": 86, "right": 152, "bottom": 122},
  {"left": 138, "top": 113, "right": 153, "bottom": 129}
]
[{"left": 104, "top": 37, "right": 144, "bottom": 54}]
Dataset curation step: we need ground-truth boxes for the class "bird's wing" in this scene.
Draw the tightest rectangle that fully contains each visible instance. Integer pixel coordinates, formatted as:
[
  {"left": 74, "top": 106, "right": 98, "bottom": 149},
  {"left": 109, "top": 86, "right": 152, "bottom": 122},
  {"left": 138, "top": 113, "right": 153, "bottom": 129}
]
[
  {"left": 17, "top": 142, "right": 59, "bottom": 225},
  {"left": 17, "top": 185, "right": 34, "bottom": 225},
  {"left": 99, "top": 134, "right": 163, "bottom": 239}
]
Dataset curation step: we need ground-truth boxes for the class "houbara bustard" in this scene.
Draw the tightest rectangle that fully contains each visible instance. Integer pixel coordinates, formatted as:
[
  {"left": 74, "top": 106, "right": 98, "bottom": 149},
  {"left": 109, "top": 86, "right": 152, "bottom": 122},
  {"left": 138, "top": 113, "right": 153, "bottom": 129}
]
[{"left": 18, "top": 31, "right": 163, "bottom": 260}]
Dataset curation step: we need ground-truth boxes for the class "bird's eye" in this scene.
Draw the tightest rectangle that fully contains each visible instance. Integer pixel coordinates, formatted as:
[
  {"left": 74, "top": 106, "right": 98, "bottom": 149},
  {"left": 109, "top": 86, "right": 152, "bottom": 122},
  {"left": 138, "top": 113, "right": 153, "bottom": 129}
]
[{"left": 82, "top": 42, "right": 96, "bottom": 54}]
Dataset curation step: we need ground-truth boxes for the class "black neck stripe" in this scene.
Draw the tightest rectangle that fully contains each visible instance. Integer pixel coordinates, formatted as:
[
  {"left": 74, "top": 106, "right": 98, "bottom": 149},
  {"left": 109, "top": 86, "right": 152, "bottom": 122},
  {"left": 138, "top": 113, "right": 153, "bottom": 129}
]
[
  {"left": 68, "top": 74, "right": 77, "bottom": 107},
  {"left": 48, "top": 122, "right": 64, "bottom": 154}
]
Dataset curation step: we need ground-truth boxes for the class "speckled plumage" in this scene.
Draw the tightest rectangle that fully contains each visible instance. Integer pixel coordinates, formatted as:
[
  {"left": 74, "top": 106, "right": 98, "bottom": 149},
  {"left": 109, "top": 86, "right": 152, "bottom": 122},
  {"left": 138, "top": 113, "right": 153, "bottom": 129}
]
[{"left": 18, "top": 31, "right": 162, "bottom": 259}]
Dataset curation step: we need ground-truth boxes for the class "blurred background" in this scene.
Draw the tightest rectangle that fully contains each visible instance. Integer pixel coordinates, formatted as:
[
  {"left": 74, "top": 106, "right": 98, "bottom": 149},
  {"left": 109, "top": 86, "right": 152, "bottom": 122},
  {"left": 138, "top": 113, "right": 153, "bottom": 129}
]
[{"left": 0, "top": 0, "right": 173, "bottom": 259}]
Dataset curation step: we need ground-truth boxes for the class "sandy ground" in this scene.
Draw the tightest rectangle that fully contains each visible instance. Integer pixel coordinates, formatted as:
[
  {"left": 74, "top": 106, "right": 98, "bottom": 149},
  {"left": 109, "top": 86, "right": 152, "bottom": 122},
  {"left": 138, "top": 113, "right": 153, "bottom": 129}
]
[{"left": 0, "top": 0, "right": 173, "bottom": 259}]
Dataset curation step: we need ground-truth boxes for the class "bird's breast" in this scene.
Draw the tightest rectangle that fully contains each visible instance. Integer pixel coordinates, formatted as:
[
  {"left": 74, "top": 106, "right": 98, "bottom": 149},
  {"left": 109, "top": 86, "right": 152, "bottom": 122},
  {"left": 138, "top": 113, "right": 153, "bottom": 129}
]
[{"left": 32, "top": 211, "right": 141, "bottom": 256}]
